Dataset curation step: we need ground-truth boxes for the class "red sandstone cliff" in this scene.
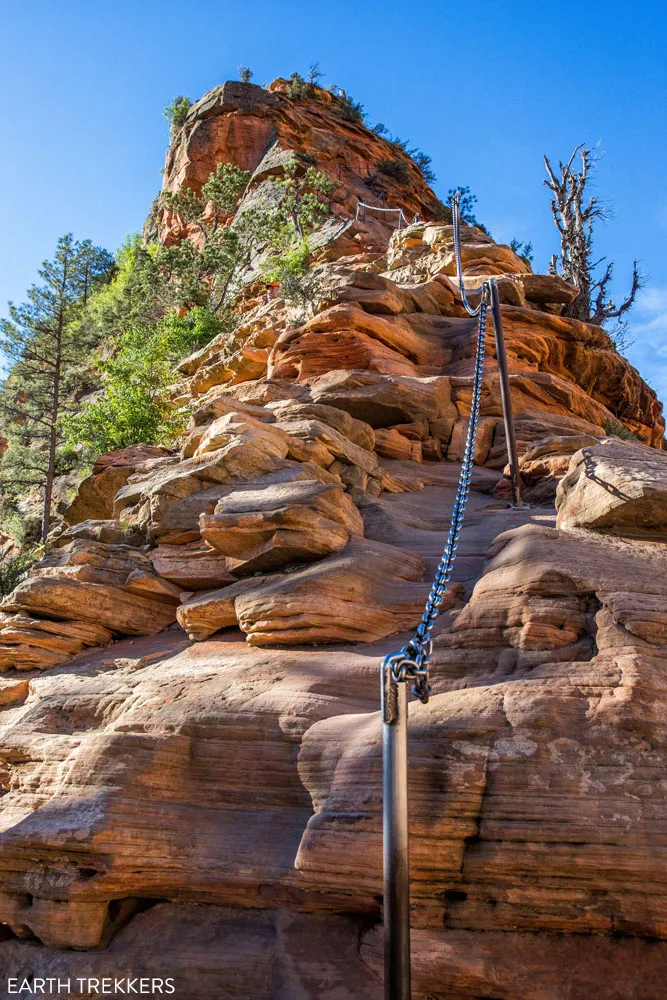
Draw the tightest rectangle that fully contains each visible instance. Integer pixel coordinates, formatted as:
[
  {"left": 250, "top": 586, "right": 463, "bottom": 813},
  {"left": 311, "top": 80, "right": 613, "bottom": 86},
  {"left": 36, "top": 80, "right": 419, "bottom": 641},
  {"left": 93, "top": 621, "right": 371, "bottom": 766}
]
[{"left": 0, "top": 79, "right": 667, "bottom": 999}]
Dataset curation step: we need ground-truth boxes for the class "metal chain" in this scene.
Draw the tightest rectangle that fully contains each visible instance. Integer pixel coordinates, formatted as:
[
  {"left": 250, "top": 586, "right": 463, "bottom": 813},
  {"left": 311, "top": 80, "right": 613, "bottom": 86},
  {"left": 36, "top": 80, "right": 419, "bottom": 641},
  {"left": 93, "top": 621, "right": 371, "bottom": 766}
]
[
  {"left": 381, "top": 192, "right": 489, "bottom": 703},
  {"left": 451, "top": 191, "right": 484, "bottom": 317},
  {"left": 382, "top": 297, "right": 488, "bottom": 702}
]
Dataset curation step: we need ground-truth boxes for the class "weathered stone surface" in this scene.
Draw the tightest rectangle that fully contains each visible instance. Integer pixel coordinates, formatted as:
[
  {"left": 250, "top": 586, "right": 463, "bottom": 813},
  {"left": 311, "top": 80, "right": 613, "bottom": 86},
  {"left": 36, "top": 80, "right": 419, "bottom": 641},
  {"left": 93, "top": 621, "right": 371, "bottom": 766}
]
[
  {"left": 141, "top": 461, "right": 340, "bottom": 542},
  {"left": 267, "top": 400, "right": 375, "bottom": 450},
  {"left": 499, "top": 307, "right": 664, "bottom": 446},
  {"left": 312, "top": 263, "right": 409, "bottom": 314},
  {"left": 3, "top": 72, "right": 667, "bottom": 997},
  {"left": 556, "top": 438, "right": 667, "bottom": 534},
  {"left": 274, "top": 415, "right": 379, "bottom": 475},
  {"left": 271, "top": 326, "right": 420, "bottom": 381},
  {"left": 0, "top": 613, "right": 113, "bottom": 648},
  {"left": 362, "top": 926, "right": 667, "bottom": 1000},
  {"left": 2, "top": 577, "right": 177, "bottom": 636},
  {"left": 269, "top": 303, "right": 451, "bottom": 383},
  {"left": 149, "top": 540, "right": 235, "bottom": 589},
  {"left": 1, "top": 904, "right": 383, "bottom": 1000},
  {"left": 114, "top": 421, "right": 297, "bottom": 537},
  {"left": 307, "top": 370, "right": 457, "bottom": 428},
  {"left": 178, "top": 536, "right": 432, "bottom": 645},
  {"left": 63, "top": 446, "right": 172, "bottom": 526},
  {"left": 373, "top": 428, "right": 413, "bottom": 460},
  {"left": 193, "top": 410, "right": 289, "bottom": 459},
  {"left": 518, "top": 271, "right": 579, "bottom": 305},
  {"left": 52, "top": 518, "right": 147, "bottom": 549},
  {"left": 181, "top": 394, "right": 277, "bottom": 458},
  {"left": 201, "top": 479, "right": 363, "bottom": 575},
  {"left": 0, "top": 893, "right": 110, "bottom": 949},
  {"left": 447, "top": 416, "right": 496, "bottom": 466},
  {"left": 295, "top": 523, "right": 667, "bottom": 945}
]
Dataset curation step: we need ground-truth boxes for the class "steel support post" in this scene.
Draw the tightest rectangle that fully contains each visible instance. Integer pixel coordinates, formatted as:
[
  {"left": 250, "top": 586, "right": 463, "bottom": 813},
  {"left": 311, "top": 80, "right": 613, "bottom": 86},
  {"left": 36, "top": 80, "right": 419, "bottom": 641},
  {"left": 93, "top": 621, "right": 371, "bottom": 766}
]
[
  {"left": 382, "top": 665, "right": 411, "bottom": 1000},
  {"left": 489, "top": 280, "right": 524, "bottom": 506}
]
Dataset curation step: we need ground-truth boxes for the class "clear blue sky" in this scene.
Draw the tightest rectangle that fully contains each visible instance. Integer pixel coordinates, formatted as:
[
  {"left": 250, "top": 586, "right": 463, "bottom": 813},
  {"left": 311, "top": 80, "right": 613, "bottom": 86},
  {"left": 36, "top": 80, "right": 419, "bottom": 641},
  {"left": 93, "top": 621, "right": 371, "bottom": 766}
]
[{"left": 1, "top": 1, "right": 665, "bottom": 403}]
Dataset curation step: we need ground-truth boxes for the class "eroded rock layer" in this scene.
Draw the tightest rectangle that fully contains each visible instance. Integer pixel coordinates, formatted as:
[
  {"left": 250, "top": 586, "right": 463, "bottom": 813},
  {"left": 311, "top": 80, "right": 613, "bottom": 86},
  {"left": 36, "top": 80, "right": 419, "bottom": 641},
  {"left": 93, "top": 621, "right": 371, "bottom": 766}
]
[{"left": 1, "top": 77, "right": 666, "bottom": 999}]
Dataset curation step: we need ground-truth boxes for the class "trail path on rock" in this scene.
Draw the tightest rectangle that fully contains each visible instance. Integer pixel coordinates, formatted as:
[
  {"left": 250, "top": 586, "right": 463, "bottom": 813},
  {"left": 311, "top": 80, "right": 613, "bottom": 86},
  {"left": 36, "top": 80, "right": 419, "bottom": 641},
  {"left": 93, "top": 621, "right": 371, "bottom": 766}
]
[{"left": 364, "top": 458, "right": 555, "bottom": 595}]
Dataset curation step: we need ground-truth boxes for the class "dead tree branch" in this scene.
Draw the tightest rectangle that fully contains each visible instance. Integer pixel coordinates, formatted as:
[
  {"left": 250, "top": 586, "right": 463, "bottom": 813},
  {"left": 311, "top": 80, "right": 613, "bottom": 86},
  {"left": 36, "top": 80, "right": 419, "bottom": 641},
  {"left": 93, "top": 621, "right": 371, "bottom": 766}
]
[{"left": 543, "top": 145, "right": 642, "bottom": 333}]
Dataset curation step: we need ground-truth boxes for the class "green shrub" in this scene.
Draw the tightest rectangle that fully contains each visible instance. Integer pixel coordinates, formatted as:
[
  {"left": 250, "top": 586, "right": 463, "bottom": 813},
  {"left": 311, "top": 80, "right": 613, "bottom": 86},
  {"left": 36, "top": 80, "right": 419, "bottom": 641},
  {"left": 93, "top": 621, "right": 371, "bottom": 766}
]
[
  {"left": 287, "top": 72, "right": 309, "bottom": 99},
  {"left": 262, "top": 239, "right": 317, "bottom": 311},
  {"left": 0, "top": 549, "right": 35, "bottom": 598},
  {"left": 510, "top": 239, "right": 534, "bottom": 265},
  {"left": 160, "top": 307, "right": 233, "bottom": 357},
  {"left": 377, "top": 158, "right": 410, "bottom": 184},
  {"left": 65, "top": 324, "right": 190, "bottom": 454},
  {"left": 603, "top": 418, "right": 639, "bottom": 441},
  {"left": 431, "top": 199, "right": 451, "bottom": 222},
  {"left": 411, "top": 151, "right": 436, "bottom": 184},
  {"left": 336, "top": 93, "right": 365, "bottom": 123},
  {"left": 163, "top": 96, "right": 193, "bottom": 135},
  {"left": 238, "top": 66, "right": 253, "bottom": 83}
]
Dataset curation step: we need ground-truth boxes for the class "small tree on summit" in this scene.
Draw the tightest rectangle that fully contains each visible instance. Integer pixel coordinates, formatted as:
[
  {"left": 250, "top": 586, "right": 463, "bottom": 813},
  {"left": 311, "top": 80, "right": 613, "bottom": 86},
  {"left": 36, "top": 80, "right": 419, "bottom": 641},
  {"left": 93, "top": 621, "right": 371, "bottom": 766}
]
[
  {"left": 163, "top": 96, "right": 193, "bottom": 136},
  {"left": 544, "top": 145, "right": 642, "bottom": 336},
  {"left": 238, "top": 66, "right": 253, "bottom": 83},
  {"left": 307, "top": 63, "right": 323, "bottom": 87}
]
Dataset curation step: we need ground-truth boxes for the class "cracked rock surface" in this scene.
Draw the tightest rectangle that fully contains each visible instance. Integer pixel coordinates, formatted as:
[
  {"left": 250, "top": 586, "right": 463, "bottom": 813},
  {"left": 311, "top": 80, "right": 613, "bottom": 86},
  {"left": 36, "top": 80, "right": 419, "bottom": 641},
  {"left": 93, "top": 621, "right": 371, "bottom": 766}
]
[{"left": 1, "top": 76, "right": 666, "bottom": 999}]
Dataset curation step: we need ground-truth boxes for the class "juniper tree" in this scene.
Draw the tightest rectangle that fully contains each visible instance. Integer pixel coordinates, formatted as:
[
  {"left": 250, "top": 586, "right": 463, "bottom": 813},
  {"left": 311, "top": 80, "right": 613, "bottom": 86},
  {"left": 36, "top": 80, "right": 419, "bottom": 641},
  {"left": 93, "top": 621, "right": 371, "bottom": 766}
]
[
  {"left": 163, "top": 96, "right": 193, "bottom": 136},
  {"left": 544, "top": 145, "right": 641, "bottom": 331},
  {"left": 0, "top": 234, "right": 113, "bottom": 541},
  {"left": 159, "top": 157, "right": 332, "bottom": 311},
  {"left": 260, "top": 158, "right": 334, "bottom": 309},
  {"left": 158, "top": 162, "right": 252, "bottom": 313}
]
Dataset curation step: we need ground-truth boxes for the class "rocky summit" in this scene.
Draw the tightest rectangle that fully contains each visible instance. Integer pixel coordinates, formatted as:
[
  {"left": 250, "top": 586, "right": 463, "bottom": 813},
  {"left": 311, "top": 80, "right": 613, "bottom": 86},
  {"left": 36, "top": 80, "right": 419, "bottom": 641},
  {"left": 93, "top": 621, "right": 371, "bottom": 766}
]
[{"left": 1, "top": 79, "right": 667, "bottom": 999}]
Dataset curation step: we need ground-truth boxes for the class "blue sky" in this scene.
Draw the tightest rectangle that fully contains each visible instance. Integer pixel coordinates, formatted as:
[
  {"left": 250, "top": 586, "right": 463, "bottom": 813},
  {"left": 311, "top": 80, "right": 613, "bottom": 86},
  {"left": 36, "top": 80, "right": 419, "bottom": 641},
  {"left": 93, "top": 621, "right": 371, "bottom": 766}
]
[{"left": 1, "top": 1, "right": 665, "bottom": 402}]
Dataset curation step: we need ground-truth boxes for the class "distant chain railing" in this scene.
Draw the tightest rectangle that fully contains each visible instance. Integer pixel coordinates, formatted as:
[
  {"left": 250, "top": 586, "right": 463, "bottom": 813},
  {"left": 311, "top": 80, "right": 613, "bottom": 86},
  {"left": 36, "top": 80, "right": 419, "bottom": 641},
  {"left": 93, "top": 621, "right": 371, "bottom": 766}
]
[{"left": 355, "top": 201, "right": 419, "bottom": 231}]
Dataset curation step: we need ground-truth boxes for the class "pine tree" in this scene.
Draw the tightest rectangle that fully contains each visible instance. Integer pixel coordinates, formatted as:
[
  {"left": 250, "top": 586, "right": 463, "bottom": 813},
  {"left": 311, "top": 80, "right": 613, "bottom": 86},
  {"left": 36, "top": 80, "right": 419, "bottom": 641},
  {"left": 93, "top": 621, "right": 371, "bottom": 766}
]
[{"left": 0, "top": 234, "right": 114, "bottom": 542}]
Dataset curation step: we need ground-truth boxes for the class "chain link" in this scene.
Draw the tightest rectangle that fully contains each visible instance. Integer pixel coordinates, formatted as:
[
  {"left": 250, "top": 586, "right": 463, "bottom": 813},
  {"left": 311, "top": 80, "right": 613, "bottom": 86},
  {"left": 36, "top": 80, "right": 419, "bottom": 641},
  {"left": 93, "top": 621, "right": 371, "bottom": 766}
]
[
  {"left": 381, "top": 192, "right": 489, "bottom": 703},
  {"left": 452, "top": 190, "right": 485, "bottom": 318}
]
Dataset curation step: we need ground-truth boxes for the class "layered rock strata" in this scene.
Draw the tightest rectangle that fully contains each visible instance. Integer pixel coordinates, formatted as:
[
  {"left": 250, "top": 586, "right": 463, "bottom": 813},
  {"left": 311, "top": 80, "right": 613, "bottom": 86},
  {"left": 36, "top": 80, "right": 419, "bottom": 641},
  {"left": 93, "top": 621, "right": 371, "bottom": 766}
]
[{"left": 1, "top": 77, "right": 666, "bottom": 1000}]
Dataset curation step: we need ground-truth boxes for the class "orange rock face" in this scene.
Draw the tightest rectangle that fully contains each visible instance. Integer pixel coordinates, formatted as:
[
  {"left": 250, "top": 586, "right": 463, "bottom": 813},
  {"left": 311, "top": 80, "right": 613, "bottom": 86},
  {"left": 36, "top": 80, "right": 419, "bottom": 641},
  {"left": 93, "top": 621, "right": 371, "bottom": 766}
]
[
  {"left": 1, "top": 77, "right": 666, "bottom": 999},
  {"left": 157, "top": 80, "right": 444, "bottom": 249}
]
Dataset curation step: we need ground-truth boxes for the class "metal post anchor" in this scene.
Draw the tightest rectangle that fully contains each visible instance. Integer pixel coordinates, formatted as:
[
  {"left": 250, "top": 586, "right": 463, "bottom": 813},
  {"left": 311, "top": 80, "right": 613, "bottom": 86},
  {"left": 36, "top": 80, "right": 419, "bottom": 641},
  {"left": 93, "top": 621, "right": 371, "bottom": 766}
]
[
  {"left": 489, "top": 280, "right": 526, "bottom": 508},
  {"left": 382, "top": 662, "right": 411, "bottom": 1000}
]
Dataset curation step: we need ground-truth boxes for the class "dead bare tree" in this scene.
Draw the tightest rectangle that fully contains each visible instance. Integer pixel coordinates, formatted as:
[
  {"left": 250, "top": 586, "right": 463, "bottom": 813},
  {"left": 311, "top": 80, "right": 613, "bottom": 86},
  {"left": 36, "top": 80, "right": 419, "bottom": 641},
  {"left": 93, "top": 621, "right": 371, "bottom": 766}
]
[{"left": 544, "top": 144, "right": 642, "bottom": 337}]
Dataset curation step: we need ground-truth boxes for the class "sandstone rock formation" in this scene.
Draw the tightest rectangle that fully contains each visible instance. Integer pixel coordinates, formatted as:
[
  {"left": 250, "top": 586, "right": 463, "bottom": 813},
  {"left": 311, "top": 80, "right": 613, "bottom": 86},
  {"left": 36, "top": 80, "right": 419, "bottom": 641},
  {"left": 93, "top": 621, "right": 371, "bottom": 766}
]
[
  {"left": 556, "top": 437, "right": 667, "bottom": 534},
  {"left": 1, "top": 77, "right": 666, "bottom": 999}
]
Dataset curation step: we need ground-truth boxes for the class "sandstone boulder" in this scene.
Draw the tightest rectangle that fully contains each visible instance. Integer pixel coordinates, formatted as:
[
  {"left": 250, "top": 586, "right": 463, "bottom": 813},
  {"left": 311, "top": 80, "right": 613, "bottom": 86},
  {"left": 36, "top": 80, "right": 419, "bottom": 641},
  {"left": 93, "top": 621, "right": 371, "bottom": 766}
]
[
  {"left": 2, "top": 577, "right": 177, "bottom": 637},
  {"left": 518, "top": 272, "right": 579, "bottom": 305},
  {"left": 149, "top": 540, "right": 236, "bottom": 589},
  {"left": 307, "top": 370, "right": 457, "bottom": 428},
  {"left": 373, "top": 428, "right": 413, "bottom": 461},
  {"left": 178, "top": 536, "right": 434, "bottom": 645},
  {"left": 201, "top": 479, "right": 363, "bottom": 576},
  {"left": 274, "top": 415, "right": 379, "bottom": 475},
  {"left": 62, "top": 445, "right": 173, "bottom": 526},
  {"left": 556, "top": 438, "right": 667, "bottom": 534},
  {"left": 114, "top": 422, "right": 297, "bottom": 537}
]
